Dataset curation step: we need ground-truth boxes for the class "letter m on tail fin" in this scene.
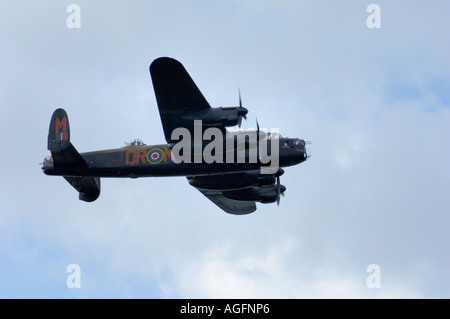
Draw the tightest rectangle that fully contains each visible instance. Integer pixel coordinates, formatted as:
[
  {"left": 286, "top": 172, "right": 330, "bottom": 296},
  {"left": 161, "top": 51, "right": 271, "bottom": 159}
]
[
  {"left": 55, "top": 117, "right": 68, "bottom": 142},
  {"left": 48, "top": 108, "right": 70, "bottom": 152}
]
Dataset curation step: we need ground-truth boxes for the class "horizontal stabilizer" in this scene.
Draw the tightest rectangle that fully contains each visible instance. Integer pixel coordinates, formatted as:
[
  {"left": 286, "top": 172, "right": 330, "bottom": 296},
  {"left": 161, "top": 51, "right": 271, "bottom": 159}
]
[{"left": 64, "top": 176, "right": 101, "bottom": 202}]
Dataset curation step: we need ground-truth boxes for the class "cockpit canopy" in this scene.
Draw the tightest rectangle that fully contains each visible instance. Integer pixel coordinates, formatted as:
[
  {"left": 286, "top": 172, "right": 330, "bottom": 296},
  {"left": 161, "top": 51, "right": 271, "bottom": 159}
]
[
  {"left": 282, "top": 138, "right": 306, "bottom": 150},
  {"left": 292, "top": 138, "right": 305, "bottom": 146}
]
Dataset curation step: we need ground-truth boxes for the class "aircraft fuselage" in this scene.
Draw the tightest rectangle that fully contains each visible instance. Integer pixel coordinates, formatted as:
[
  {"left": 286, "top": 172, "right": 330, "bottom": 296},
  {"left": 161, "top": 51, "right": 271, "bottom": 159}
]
[{"left": 43, "top": 137, "right": 307, "bottom": 178}]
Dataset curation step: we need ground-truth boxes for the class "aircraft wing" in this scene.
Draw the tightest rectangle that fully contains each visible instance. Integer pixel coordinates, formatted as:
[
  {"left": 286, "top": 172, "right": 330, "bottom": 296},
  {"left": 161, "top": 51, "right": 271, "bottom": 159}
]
[
  {"left": 188, "top": 175, "right": 257, "bottom": 215},
  {"left": 150, "top": 57, "right": 211, "bottom": 143},
  {"left": 193, "top": 187, "right": 256, "bottom": 215}
]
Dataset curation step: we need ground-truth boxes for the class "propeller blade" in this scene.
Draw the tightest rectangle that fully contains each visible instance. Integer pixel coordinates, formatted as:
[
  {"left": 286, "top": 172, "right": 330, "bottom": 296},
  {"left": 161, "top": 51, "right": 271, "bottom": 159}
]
[
  {"left": 238, "top": 88, "right": 243, "bottom": 128},
  {"left": 276, "top": 175, "right": 281, "bottom": 206},
  {"left": 239, "top": 88, "right": 242, "bottom": 108}
]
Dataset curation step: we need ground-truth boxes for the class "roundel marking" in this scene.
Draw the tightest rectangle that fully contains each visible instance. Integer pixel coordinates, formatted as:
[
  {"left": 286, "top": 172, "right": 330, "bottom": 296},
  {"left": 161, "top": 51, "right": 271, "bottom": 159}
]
[{"left": 146, "top": 148, "right": 164, "bottom": 164}]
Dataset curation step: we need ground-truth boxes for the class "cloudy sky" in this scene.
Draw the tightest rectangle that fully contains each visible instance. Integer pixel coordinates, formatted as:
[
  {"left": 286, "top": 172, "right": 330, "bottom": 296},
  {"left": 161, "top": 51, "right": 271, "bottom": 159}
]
[{"left": 1, "top": 0, "right": 449, "bottom": 298}]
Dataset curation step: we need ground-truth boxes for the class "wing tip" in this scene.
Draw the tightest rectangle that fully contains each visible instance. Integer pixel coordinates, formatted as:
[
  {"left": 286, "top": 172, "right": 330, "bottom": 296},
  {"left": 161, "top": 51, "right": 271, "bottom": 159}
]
[{"left": 149, "top": 56, "right": 181, "bottom": 73}]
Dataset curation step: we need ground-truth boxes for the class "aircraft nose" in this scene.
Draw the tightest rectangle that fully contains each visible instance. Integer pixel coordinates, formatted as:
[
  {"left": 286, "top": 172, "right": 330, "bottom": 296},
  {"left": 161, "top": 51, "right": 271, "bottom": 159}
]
[
  {"left": 297, "top": 139, "right": 309, "bottom": 162},
  {"left": 294, "top": 147, "right": 307, "bottom": 163}
]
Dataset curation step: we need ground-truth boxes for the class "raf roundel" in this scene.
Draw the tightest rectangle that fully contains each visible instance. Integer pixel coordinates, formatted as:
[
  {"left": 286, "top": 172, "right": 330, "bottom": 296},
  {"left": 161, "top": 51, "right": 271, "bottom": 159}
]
[{"left": 146, "top": 148, "right": 164, "bottom": 164}]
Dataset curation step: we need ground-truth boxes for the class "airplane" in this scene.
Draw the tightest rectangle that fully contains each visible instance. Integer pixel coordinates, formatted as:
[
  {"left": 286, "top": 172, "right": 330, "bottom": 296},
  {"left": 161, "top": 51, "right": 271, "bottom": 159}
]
[{"left": 42, "top": 57, "right": 309, "bottom": 215}]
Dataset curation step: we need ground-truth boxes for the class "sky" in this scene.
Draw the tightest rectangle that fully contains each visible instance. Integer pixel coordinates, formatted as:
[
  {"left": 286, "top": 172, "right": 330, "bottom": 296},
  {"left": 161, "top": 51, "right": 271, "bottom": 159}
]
[{"left": 0, "top": 0, "right": 449, "bottom": 298}]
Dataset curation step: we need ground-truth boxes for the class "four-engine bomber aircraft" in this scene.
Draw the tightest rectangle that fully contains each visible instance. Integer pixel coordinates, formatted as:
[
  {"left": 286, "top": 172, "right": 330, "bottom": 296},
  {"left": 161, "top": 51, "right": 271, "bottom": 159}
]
[{"left": 42, "top": 57, "right": 309, "bottom": 214}]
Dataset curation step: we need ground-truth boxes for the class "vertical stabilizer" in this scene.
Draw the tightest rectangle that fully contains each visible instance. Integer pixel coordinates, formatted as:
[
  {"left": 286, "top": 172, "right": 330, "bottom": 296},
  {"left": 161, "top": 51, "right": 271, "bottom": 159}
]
[
  {"left": 45, "top": 108, "right": 101, "bottom": 202},
  {"left": 47, "top": 108, "right": 86, "bottom": 168}
]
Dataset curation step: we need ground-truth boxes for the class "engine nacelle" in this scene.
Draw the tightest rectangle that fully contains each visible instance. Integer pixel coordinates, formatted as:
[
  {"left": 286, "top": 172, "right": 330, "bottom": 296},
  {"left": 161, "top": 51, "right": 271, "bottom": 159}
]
[
  {"left": 222, "top": 184, "right": 286, "bottom": 203},
  {"left": 182, "top": 106, "right": 248, "bottom": 128},
  {"left": 188, "top": 168, "right": 284, "bottom": 190},
  {"left": 188, "top": 172, "right": 274, "bottom": 190}
]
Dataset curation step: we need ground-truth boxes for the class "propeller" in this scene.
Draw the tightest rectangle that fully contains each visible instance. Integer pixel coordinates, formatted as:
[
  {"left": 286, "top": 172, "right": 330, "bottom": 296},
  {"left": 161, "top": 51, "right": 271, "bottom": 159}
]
[
  {"left": 237, "top": 88, "right": 248, "bottom": 128},
  {"left": 275, "top": 168, "right": 286, "bottom": 206}
]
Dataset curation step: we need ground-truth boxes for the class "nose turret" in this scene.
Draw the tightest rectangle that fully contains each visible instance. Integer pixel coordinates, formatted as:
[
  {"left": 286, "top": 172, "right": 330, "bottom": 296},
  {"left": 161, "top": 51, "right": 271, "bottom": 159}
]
[{"left": 279, "top": 137, "right": 309, "bottom": 167}]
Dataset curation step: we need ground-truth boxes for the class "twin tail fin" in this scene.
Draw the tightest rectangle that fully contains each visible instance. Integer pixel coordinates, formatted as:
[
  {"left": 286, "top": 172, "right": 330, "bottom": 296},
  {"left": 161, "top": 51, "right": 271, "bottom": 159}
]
[{"left": 46, "top": 108, "right": 100, "bottom": 202}]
